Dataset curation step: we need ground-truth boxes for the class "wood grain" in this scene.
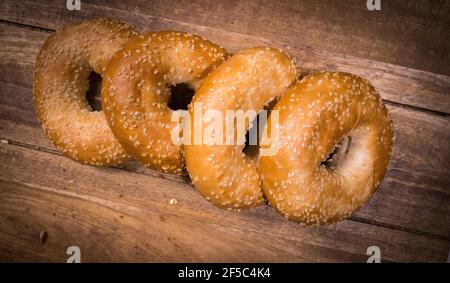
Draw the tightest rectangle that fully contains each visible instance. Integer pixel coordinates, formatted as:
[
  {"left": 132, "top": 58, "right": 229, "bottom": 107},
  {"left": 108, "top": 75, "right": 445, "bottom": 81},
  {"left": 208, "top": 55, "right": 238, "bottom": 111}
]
[
  {"left": 0, "top": 0, "right": 449, "bottom": 262},
  {"left": 93, "top": 0, "right": 450, "bottom": 76},
  {"left": 0, "top": 143, "right": 448, "bottom": 262},
  {"left": 0, "top": 22, "right": 449, "bottom": 238},
  {"left": 1, "top": 0, "right": 450, "bottom": 114}
]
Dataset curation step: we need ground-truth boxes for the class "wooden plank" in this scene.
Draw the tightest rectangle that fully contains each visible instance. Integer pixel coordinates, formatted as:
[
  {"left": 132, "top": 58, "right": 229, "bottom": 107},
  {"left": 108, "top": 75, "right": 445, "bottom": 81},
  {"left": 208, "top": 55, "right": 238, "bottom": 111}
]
[
  {"left": 92, "top": 0, "right": 450, "bottom": 76},
  {"left": 1, "top": 0, "right": 450, "bottom": 114},
  {"left": 0, "top": 142, "right": 448, "bottom": 262},
  {"left": 3, "top": 0, "right": 450, "bottom": 76},
  {"left": 0, "top": 23, "right": 449, "bottom": 238}
]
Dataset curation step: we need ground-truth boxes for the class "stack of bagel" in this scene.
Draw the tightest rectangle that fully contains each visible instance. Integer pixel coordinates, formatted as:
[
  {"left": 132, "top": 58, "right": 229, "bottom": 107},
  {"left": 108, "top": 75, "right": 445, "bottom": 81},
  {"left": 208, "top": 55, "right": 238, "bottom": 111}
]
[{"left": 33, "top": 19, "right": 393, "bottom": 225}]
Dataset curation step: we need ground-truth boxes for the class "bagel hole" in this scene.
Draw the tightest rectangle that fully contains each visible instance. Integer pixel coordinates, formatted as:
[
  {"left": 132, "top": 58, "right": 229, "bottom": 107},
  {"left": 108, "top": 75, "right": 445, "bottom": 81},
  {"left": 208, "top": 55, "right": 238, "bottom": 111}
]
[
  {"left": 321, "top": 136, "right": 352, "bottom": 169},
  {"left": 242, "top": 100, "right": 279, "bottom": 158},
  {"left": 321, "top": 147, "right": 338, "bottom": 167},
  {"left": 168, "top": 83, "right": 195, "bottom": 110},
  {"left": 85, "top": 71, "right": 102, "bottom": 111},
  {"left": 242, "top": 119, "right": 260, "bottom": 158},
  {"left": 242, "top": 112, "right": 266, "bottom": 158}
]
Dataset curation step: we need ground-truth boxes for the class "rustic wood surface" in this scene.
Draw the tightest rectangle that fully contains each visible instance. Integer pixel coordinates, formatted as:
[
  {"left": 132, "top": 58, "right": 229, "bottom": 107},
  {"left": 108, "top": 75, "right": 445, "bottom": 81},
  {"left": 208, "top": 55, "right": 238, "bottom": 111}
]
[{"left": 0, "top": 0, "right": 449, "bottom": 262}]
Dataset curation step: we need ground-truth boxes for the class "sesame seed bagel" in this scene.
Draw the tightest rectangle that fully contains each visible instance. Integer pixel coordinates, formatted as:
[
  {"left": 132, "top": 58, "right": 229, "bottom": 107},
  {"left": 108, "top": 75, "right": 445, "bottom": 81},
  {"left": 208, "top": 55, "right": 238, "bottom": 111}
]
[
  {"left": 102, "top": 31, "right": 229, "bottom": 174},
  {"left": 184, "top": 47, "right": 299, "bottom": 209},
  {"left": 33, "top": 18, "right": 138, "bottom": 165},
  {"left": 260, "top": 72, "right": 394, "bottom": 225}
]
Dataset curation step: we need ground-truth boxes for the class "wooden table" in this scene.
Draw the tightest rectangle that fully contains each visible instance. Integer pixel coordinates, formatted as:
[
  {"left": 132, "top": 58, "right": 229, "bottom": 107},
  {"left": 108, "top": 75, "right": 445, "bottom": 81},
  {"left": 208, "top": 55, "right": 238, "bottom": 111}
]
[{"left": 0, "top": 0, "right": 449, "bottom": 262}]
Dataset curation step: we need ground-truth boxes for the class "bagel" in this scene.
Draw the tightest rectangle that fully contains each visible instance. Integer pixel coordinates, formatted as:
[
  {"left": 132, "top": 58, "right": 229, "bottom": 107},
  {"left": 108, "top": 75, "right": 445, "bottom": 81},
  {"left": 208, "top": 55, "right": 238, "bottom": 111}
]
[
  {"left": 33, "top": 18, "right": 138, "bottom": 165},
  {"left": 184, "top": 47, "right": 299, "bottom": 209},
  {"left": 259, "top": 72, "right": 394, "bottom": 225},
  {"left": 102, "top": 31, "right": 229, "bottom": 174}
]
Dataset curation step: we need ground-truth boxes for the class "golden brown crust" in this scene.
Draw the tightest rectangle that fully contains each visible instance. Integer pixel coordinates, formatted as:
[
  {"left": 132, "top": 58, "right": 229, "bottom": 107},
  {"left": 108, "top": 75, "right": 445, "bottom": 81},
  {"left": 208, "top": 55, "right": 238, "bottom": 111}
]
[
  {"left": 260, "top": 72, "right": 394, "bottom": 225},
  {"left": 184, "top": 47, "right": 299, "bottom": 209},
  {"left": 33, "top": 18, "right": 138, "bottom": 165},
  {"left": 102, "top": 31, "right": 229, "bottom": 174},
  {"left": 33, "top": 20, "right": 393, "bottom": 225}
]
